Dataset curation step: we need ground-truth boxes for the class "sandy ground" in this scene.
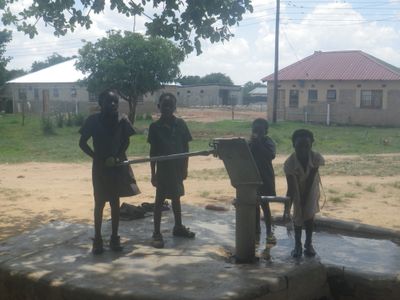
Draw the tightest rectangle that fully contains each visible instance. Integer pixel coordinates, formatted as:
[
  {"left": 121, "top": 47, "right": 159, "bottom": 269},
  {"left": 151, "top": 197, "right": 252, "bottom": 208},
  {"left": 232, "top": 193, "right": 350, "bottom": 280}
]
[
  {"left": 1, "top": 108, "right": 399, "bottom": 240},
  {"left": 1, "top": 154, "right": 400, "bottom": 241}
]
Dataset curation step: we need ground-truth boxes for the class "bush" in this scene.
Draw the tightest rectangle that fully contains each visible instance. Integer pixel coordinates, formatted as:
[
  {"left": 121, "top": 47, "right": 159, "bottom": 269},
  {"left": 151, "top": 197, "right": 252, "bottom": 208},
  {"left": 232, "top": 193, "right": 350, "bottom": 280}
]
[
  {"left": 55, "top": 113, "right": 64, "bottom": 128},
  {"left": 41, "top": 116, "right": 55, "bottom": 135},
  {"left": 144, "top": 113, "right": 153, "bottom": 121},
  {"left": 66, "top": 113, "right": 74, "bottom": 127},
  {"left": 74, "top": 113, "right": 85, "bottom": 127}
]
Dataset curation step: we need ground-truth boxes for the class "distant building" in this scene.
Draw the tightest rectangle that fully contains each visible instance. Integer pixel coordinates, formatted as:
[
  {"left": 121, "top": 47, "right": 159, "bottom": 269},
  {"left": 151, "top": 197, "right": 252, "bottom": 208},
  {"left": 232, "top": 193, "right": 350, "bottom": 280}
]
[
  {"left": 246, "top": 87, "right": 267, "bottom": 104},
  {"left": 176, "top": 84, "right": 243, "bottom": 107},
  {"left": 1, "top": 59, "right": 175, "bottom": 116},
  {"left": 262, "top": 50, "right": 400, "bottom": 126}
]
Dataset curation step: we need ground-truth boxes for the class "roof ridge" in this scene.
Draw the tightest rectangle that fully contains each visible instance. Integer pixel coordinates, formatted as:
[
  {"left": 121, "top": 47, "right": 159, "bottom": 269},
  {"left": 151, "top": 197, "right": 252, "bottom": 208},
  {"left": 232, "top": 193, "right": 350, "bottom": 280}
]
[{"left": 358, "top": 51, "right": 400, "bottom": 77}]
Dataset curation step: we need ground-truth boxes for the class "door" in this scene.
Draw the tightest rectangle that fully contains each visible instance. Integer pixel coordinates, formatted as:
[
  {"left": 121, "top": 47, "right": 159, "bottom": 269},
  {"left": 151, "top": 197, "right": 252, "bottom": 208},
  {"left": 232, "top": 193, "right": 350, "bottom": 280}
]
[{"left": 42, "top": 90, "right": 49, "bottom": 113}]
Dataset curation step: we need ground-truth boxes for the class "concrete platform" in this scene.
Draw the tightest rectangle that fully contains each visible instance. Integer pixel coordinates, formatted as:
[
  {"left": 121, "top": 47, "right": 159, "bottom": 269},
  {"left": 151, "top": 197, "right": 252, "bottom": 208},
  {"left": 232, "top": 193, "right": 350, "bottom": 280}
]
[{"left": 0, "top": 205, "right": 399, "bottom": 300}]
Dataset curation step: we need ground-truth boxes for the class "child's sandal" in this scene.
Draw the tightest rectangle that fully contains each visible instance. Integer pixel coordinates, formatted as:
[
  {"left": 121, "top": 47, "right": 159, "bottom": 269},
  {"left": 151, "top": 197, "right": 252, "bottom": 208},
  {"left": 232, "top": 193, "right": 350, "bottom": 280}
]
[
  {"left": 92, "top": 238, "right": 104, "bottom": 255},
  {"left": 173, "top": 225, "right": 195, "bottom": 238},
  {"left": 109, "top": 235, "right": 123, "bottom": 252}
]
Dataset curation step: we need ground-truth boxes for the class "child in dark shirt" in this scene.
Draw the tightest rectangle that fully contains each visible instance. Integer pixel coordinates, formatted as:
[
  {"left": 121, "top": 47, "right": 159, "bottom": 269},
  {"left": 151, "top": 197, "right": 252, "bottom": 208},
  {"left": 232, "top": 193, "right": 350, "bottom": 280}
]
[
  {"left": 147, "top": 93, "right": 195, "bottom": 248},
  {"left": 79, "top": 89, "right": 139, "bottom": 255},
  {"left": 249, "top": 118, "right": 277, "bottom": 244}
]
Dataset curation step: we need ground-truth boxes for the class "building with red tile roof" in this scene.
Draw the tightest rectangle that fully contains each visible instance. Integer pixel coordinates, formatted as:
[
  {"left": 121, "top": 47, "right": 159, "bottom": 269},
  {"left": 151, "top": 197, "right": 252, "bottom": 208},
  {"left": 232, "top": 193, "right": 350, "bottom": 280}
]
[{"left": 262, "top": 51, "right": 400, "bottom": 126}]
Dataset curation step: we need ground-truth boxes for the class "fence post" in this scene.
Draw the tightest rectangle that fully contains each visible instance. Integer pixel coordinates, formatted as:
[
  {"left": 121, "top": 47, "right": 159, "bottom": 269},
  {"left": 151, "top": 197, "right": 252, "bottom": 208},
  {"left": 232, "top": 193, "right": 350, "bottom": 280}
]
[{"left": 327, "top": 103, "right": 330, "bottom": 126}]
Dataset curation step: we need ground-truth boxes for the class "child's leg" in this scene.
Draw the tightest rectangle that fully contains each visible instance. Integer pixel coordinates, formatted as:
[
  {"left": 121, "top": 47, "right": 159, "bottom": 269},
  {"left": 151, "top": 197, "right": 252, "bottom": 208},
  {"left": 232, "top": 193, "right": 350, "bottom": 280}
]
[
  {"left": 93, "top": 199, "right": 106, "bottom": 254},
  {"left": 94, "top": 200, "right": 106, "bottom": 240},
  {"left": 171, "top": 196, "right": 182, "bottom": 228},
  {"left": 153, "top": 193, "right": 165, "bottom": 235},
  {"left": 171, "top": 196, "right": 195, "bottom": 238},
  {"left": 109, "top": 197, "right": 120, "bottom": 237},
  {"left": 260, "top": 202, "right": 272, "bottom": 236},
  {"left": 261, "top": 202, "right": 276, "bottom": 244},
  {"left": 304, "top": 218, "right": 316, "bottom": 256},
  {"left": 292, "top": 225, "right": 303, "bottom": 258}
]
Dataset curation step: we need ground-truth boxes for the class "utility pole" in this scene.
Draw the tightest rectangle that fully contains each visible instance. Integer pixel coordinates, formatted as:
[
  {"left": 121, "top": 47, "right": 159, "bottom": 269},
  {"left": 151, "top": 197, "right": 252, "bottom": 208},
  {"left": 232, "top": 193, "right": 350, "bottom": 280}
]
[{"left": 272, "top": 0, "right": 280, "bottom": 123}]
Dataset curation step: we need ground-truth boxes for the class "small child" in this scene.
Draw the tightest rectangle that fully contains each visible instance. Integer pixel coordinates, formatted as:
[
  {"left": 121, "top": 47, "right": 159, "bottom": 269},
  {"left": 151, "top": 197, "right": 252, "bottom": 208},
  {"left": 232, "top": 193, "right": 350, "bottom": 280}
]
[
  {"left": 284, "top": 129, "right": 324, "bottom": 258},
  {"left": 79, "top": 89, "right": 139, "bottom": 255},
  {"left": 147, "top": 93, "right": 195, "bottom": 248},
  {"left": 249, "top": 118, "right": 277, "bottom": 244}
]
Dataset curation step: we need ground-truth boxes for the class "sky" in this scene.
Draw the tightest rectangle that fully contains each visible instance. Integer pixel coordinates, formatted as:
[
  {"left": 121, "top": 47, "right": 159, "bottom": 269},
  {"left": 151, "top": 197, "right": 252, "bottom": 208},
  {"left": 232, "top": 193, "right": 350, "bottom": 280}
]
[{"left": 4, "top": 0, "right": 400, "bottom": 85}]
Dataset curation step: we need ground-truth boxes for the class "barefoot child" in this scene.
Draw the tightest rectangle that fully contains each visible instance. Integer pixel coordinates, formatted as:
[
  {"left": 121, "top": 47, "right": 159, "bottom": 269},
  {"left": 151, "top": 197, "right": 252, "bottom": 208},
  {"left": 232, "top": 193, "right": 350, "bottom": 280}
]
[
  {"left": 79, "top": 89, "right": 139, "bottom": 254},
  {"left": 249, "top": 118, "right": 277, "bottom": 244},
  {"left": 284, "top": 129, "right": 324, "bottom": 258},
  {"left": 147, "top": 93, "right": 195, "bottom": 248}
]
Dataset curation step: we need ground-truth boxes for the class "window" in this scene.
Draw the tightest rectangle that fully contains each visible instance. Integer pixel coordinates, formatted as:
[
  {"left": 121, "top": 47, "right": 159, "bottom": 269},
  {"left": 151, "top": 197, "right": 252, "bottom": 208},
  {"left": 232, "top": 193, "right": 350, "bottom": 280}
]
[
  {"left": 308, "top": 90, "right": 318, "bottom": 103},
  {"left": 53, "top": 88, "right": 59, "bottom": 97},
  {"left": 327, "top": 89, "right": 336, "bottom": 101},
  {"left": 18, "top": 88, "right": 27, "bottom": 100},
  {"left": 360, "top": 90, "right": 382, "bottom": 109},
  {"left": 70, "top": 87, "right": 77, "bottom": 97},
  {"left": 289, "top": 90, "right": 299, "bottom": 108},
  {"left": 34, "top": 88, "right": 39, "bottom": 100}
]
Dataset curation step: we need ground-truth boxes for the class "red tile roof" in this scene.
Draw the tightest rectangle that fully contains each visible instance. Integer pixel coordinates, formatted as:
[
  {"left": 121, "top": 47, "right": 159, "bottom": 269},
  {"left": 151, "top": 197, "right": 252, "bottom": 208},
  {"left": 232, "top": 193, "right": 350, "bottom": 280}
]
[{"left": 262, "top": 50, "right": 400, "bottom": 82}]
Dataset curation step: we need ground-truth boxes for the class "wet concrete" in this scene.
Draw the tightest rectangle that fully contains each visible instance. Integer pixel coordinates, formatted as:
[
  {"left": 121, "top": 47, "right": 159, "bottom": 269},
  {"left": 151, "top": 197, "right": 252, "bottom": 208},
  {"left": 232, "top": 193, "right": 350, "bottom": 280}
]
[{"left": 0, "top": 205, "right": 399, "bottom": 300}]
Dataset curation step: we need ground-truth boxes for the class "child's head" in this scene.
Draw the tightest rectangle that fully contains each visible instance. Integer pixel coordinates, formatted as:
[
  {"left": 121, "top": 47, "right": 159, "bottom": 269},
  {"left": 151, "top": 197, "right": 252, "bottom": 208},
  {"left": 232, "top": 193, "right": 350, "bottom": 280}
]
[
  {"left": 158, "top": 93, "right": 177, "bottom": 118},
  {"left": 292, "top": 129, "right": 314, "bottom": 160},
  {"left": 252, "top": 118, "right": 269, "bottom": 138},
  {"left": 98, "top": 89, "right": 119, "bottom": 115}
]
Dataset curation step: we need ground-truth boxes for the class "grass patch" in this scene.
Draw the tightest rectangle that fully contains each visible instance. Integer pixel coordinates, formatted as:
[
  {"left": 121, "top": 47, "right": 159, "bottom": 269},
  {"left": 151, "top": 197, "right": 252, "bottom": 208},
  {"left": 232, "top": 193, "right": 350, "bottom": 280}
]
[
  {"left": 328, "top": 188, "right": 339, "bottom": 194},
  {"left": 198, "top": 191, "right": 210, "bottom": 198},
  {"left": 190, "top": 168, "right": 228, "bottom": 180},
  {"left": 329, "top": 196, "right": 344, "bottom": 204},
  {"left": 343, "top": 192, "right": 357, "bottom": 198},
  {"left": 364, "top": 185, "right": 377, "bottom": 193},
  {"left": 2, "top": 114, "right": 400, "bottom": 163},
  {"left": 386, "top": 181, "right": 400, "bottom": 189}
]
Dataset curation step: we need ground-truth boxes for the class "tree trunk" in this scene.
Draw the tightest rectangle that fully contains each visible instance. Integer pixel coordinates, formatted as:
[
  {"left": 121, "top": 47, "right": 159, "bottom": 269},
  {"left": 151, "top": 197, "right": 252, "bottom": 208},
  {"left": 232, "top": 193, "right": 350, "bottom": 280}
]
[{"left": 127, "top": 97, "right": 138, "bottom": 125}]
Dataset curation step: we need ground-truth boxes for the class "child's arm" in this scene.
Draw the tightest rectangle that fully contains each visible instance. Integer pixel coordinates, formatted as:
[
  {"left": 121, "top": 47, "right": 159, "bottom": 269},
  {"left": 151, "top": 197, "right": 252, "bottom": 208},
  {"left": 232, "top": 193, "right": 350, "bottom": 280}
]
[
  {"left": 150, "top": 143, "right": 157, "bottom": 187},
  {"left": 79, "top": 135, "right": 94, "bottom": 159},
  {"left": 252, "top": 136, "right": 276, "bottom": 160}
]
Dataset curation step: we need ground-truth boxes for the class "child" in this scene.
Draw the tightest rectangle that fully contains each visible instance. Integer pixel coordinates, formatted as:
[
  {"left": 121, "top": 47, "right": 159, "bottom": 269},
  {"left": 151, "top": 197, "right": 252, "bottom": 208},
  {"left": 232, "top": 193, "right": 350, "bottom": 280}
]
[
  {"left": 79, "top": 89, "right": 139, "bottom": 255},
  {"left": 249, "top": 118, "right": 277, "bottom": 244},
  {"left": 147, "top": 93, "right": 195, "bottom": 248},
  {"left": 284, "top": 129, "right": 324, "bottom": 258}
]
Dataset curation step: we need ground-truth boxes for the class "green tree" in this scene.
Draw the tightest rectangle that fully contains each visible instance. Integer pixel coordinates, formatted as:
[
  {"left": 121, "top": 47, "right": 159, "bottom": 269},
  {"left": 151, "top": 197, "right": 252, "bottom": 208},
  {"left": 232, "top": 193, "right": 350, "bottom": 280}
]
[
  {"left": 0, "top": 29, "right": 12, "bottom": 87},
  {"left": 1, "top": 0, "right": 253, "bottom": 54},
  {"left": 31, "top": 53, "right": 75, "bottom": 72},
  {"left": 176, "top": 75, "right": 201, "bottom": 86},
  {"left": 200, "top": 73, "right": 234, "bottom": 85},
  {"left": 76, "top": 31, "right": 184, "bottom": 124}
]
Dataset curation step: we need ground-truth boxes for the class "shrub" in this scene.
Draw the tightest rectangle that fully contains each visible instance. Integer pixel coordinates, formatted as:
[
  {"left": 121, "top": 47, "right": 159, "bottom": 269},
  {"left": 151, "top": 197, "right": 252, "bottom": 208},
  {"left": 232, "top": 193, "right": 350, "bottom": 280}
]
[
  {"left": 55, "top": 113, "right": 64, "bottom": 128},
  {"left": 41, "top": 116, "right": 55, "bottom": 135},
  {"left": 74, "top": 113, "right": 85, "bottom": 127},
  {"left": 66, "top": 113, "right": 74, "bottom": 127}
]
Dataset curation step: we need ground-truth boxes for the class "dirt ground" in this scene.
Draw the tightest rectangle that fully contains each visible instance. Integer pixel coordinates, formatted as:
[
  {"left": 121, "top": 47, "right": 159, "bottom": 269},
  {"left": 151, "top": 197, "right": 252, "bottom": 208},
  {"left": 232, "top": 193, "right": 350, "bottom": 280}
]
[{"left": 1, "top": 108, "right": 399, "bottom": 241}]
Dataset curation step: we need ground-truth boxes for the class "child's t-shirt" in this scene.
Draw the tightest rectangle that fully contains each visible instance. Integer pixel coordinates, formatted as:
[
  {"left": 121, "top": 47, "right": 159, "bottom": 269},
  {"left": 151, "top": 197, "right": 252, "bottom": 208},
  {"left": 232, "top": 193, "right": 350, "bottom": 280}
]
[
  {"left": 249, "top": 136, "right": 276, "bottom": 196},
  {"left": 147, "top": 116, "right": 192, "bottom": 198},
  {"left": 284, "top": 151, "right": 325, "bottom": 225},
  {"left": 79, "top": 113, "right": 139, "bottom": 200}
]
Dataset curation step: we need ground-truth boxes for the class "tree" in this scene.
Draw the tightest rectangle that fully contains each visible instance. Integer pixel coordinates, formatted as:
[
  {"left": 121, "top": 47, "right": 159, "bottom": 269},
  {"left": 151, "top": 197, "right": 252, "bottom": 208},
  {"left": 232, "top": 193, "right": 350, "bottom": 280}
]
[
  {"left": 200, "top": 73, "right": 234, "bottom": 85},
  {"left": 0, "top": 29, "right": 12, "bottom": 87},
  {"left": 176, "top": 75, "right": 201, "bottom": 86},
  {"left": 76, "top": 31, "right": 184, "bottom": 124},
  {"left": 1, "top": 0, "right": 253, "bottom": 54},
  {"left": 31, "top": 53, "right": 75, "bottom": 72}
]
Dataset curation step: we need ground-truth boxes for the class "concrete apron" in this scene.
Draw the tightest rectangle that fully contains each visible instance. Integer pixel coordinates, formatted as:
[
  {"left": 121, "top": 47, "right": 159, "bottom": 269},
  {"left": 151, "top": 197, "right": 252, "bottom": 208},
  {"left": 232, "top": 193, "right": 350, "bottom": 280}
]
[{"left": 0, "top": 205, "right": 399, "bottom": 300}]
